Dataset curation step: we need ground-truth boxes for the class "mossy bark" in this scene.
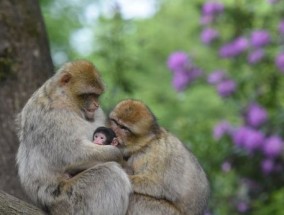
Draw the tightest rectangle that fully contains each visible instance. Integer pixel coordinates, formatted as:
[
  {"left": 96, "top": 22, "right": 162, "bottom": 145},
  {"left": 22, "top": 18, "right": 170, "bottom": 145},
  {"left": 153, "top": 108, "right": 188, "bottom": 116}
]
[{"left": 0, "top": 0, "right": 53, "bottom": 201}]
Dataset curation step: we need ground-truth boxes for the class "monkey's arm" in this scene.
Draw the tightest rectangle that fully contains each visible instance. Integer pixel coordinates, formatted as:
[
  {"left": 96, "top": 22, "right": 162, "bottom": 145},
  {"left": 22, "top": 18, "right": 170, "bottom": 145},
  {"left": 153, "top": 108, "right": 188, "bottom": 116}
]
[
  {"left": 130, "top": 174, "right": 165, "bottom": 198},
  {"left": 76, "top": 139, "right": 124, "bottom": 163}
]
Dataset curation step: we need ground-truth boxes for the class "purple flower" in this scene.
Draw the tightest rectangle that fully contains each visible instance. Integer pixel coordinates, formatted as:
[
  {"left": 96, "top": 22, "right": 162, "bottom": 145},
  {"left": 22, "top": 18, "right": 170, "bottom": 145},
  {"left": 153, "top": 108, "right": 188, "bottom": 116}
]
[
  {"left": 261, "top": 159, "right": 275, "bottom": 174},
  {"left": 207, "top": 70, "right": 226, "bottom": 84},
  {"left": 278, "top": 20, "right": 284, "bottom": 35},
  {"left": 242, "top": 129, "right": 265, "bottom": 152},
  {"left": 219, "top": 43, "right": 236, "bottom": 58},
  {"left": 213, "top": 121, "right": 232, "bottom": 140},
  {"left": 216, "top": 79, "right": 236, "bottom": 97},
  {"left": 172, "top": 70, "right": 191, "bottom": 91},
  {"left": 201, "top": 28, "right": 219, "bottom": 44},
  {"left": 263, "top": 135, "right": 283, "bottom": 158},
  {"left": 190, "top": 67, "right": 203, "bottom": 79},
  {"left": 250, "top": 30, "right": 271, "bottom": 47},
  {"left": 221, "top": 161, "right": 231, "bottom": 172},
  {"left": 245, "top": 103, "right": 267, "bottom": 127},
  {"left": 248, "top": 49, "right": 265, "bottom": 64},
  {"left": 171, "top": 68, "right": 202, "bottom": 92},
  {"left": 234, "top": 37, "right": 249, "bottom": 53},
  {"left": 202, "top": 1, "right": 224, "bottom": 16},
  {"left": 236, "top": 201, "right": 249, "bottom": 213},
  {"left": 232, "top": 126, "right": 250, "bottom": 147},
  {"left": 275, "top": 52, "right": 284, "bottom": 73},
  {"left": 232, "top": 126, "right": 264, "bottom": 152},
  {"left": 219, "top": 37, "right": 249, "bottom": 58},
  {"left": 167, "top": 52, "right": 191, "bottom": 72},
  {"left": 267, "top": 0, "right": 279, "bottom": 4}
]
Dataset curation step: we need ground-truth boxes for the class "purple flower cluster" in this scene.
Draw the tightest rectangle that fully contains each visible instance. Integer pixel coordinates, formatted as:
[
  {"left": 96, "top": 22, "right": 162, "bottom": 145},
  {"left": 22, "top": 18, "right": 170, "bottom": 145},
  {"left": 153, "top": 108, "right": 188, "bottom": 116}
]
[
  {"left": 221, "top": 161, "right": 232, "bottom": 172},
  {"left": 263, "top": 135, "right": 283, "bottom": 158},
  {"left": 247, "top": 49, "right": 265, "bottom": 65},
  {"left": 207, "top": 70, "right": 236, "bottom": 97},
  {"left": 279, "top": 20, "right": 284, "bottom": 35},
  {"left": 213, "top": 100, "right": 283, "bottom": 175},
  {"left": 219, "top": 37, "right": 249, "bottom": 58},
  {"left": 261, "top": 158, "right": 282, "bottom": 174},
  {"left": 207, "top": 70, "right": 226, "bottom": 84},
  {"left": 200, "top": 28, "right": 219, "bottom": 45},
  {"left": 217, "top": 123, "right": 283, "bottom": 174},
  {"left": 200, "top": 2, "right": 284, "bottom": 73},
  {"left": 275, "top": 52, "right": 284, "bottom": 73},
  {"left": 167, "top": 52, "right": 202, "bottom": 91},
  {"left": 236, "top": 201, "right": 249, "bottom": 213},
  {"left": 220, "top": 103, "right": 283, "bottom": 174},
  {"left": 267, "top": 0, "right": 279, "bottom": 4},
  {"left": 245, "top": 103, "right": 267, "bottom": 127},
  {"left": 213, "top": 120, "right": 232, "bottom": 140},
  {"left": 232, "top": 126, "right": 264, "bottom": 151},
  {"left": 200, "top": 1, "right": 224, "bottom": 25},
  {"left": 202, "top": 1, "right": 224, "bottom": 16},
  {"left": 217, "top": 29, "right": 271, "bottom": 64},
  {"left": 217, "top": 80, "right": 236, "bottom": 97},
  {"left": 167, "top": 52, "right": 190, "bottom": 72},
  {"left": 250, "top": 30, "right": 271, "bottom": 48}
]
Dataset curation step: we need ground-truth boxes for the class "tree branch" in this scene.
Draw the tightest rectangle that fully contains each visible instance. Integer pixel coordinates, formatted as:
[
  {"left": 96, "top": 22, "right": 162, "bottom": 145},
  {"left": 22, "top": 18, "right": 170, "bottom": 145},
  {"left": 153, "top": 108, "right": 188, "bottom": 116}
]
[{"left": 0, "top": 190, "right": 45, "bottom": 215}]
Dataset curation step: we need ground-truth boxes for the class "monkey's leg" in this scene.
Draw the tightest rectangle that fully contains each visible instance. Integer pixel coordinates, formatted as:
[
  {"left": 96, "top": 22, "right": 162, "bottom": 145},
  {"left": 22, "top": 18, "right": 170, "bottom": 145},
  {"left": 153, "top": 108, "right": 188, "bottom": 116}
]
[
  {"left": 56, "top": 162, "right": 132, "bottom": 215},
  {"left": 127, "top": 194, "right": 181, "bottom": 215}
]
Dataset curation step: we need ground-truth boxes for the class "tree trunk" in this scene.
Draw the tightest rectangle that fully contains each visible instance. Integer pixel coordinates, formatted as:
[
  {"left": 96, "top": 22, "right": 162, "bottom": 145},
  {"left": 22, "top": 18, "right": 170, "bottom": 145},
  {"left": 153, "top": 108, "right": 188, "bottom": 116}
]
[
  {"left": 0, "top": 0, "right": 53, "bottom": 200},
  {"left": 0, "top": 190, "right": 45, "bottom": 215}
]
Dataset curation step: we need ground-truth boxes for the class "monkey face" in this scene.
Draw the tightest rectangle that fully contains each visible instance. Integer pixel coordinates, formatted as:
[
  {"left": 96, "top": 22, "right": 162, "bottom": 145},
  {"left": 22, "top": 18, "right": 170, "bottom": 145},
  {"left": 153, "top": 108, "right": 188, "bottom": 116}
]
[
  {"left": 109, "top": 99, "right": 159, "bottom": 150},
  {"left": 109, "top": 118, "right": 132, "bottom": 146},
  {"left": 78, "top": 93, "right": 101, "bottom": 121},
  {"left": 58, "top": 60, "right": 105, "bottom": 121},
  {"left": 93, "top": 132, "right": 107, "bottom": 145}
]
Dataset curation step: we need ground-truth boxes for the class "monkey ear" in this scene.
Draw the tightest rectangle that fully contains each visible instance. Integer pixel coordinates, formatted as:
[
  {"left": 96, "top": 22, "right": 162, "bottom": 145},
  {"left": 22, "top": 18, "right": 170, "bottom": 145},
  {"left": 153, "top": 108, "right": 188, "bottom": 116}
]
[{"left": 60, "top": 73, "right": 72, "bottom": 86}]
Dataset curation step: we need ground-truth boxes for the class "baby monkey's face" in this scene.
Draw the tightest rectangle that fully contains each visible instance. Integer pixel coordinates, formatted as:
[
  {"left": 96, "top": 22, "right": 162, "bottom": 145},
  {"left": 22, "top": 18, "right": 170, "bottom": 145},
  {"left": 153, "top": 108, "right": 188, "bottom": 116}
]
[{"left": 93, "top": 132, "right": 107, "bottom": 145}]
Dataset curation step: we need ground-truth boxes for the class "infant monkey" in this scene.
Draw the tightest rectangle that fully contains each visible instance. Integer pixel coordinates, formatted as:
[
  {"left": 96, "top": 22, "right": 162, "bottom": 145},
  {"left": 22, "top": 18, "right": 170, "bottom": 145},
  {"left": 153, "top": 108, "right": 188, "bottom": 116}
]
[{"left": 93, "top": 126, "right": 119, "bottom": 146}]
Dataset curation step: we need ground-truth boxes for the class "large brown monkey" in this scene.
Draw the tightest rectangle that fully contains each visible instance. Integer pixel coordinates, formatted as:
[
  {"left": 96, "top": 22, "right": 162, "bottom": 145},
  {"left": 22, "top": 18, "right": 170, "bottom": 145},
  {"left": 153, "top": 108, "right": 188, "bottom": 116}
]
[
  {"left": 109, "top": 99, "right": 210, "bottom": 215},
  {"left": 16, "top": 60, "right": 132, "bottom": 215}
]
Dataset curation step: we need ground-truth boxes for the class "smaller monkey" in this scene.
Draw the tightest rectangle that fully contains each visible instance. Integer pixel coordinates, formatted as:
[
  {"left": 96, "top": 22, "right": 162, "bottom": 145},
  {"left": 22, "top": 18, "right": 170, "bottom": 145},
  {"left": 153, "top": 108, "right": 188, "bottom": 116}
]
[
  {"left": 93, "top": 126, "right": 119, "bottom": 146},
  {"left": 109, "top": 99, "right": 210, "bottom": 215}
]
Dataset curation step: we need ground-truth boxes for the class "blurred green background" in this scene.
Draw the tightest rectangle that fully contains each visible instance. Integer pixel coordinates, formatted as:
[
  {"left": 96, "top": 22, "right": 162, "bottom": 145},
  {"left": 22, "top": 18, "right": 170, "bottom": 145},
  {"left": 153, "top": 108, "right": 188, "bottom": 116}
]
[{"left": 39, "top": 0, "right": 284, "bottom": 214}]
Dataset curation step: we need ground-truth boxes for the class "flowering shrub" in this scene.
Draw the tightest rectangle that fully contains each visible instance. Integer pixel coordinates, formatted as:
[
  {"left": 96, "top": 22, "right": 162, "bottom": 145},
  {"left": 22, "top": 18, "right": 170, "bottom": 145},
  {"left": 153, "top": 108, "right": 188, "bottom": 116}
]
[
  {"left": 167, "top": 52, "right": 203, "bottom": 91},
  {"left": 167, "top": 0, "right": 284, "bottom": 214}
]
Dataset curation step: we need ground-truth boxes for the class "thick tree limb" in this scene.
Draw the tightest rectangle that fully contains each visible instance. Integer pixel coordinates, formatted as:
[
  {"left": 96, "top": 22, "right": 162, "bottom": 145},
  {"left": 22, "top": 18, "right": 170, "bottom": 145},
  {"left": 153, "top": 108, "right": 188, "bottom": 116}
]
[
  {"left": 0, "top": 0, "right": 53, "bottom": 200},
  {"left": 0, "top": 190, "right": 45, "bottom": 215}
]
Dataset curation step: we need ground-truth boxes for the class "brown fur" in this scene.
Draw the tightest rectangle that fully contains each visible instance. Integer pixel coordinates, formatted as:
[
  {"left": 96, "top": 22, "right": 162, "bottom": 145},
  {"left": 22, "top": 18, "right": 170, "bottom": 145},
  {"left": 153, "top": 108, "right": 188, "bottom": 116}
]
[{"left": 109, "top": 99, "right": 210, "bottom": 215}]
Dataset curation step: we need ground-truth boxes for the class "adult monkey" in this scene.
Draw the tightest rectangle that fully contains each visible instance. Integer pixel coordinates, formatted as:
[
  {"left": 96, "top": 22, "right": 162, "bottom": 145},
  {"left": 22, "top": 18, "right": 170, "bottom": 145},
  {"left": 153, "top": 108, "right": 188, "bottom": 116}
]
[
  {"left": 109, "top": 99, "right": 210, "bottom": 215},
  {"left": 16, "top": 60, "right": 132, "bottom": 215}
]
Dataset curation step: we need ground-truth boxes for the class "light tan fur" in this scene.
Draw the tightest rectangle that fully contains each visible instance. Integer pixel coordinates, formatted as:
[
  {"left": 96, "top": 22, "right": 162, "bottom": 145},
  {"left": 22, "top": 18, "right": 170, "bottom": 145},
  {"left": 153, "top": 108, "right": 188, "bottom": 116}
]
[
  {"left": 16, "top": 60, "right": 132, "bottom": 215},
  {"left": 109, "top": 99, "right": 210, "bottom": 215}
]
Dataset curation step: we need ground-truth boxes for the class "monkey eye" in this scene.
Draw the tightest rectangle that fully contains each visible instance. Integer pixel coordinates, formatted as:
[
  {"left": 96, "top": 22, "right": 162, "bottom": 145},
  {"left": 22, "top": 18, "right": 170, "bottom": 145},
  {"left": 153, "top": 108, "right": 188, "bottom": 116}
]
[
  {"left": 80, "top": 92, "right": 100, "bottom": 100},
  {"left": 110, "top": 118, "right": 132, "bottom": 133}
]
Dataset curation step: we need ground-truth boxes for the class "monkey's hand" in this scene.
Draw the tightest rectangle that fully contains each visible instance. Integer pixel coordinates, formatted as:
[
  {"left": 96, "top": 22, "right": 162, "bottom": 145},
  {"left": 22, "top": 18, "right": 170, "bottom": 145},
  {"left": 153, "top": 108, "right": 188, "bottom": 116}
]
[
  {"left": 79, "top": 139, "right": 124, "bottom": 163},
  {"left": 130, "top": 175, "right": 164, "bottom": 199}
]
